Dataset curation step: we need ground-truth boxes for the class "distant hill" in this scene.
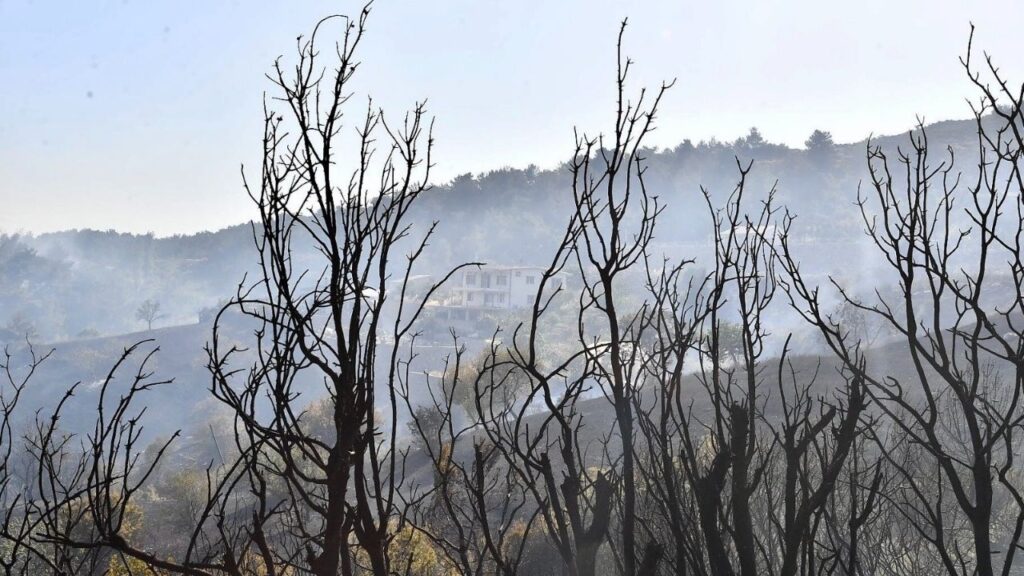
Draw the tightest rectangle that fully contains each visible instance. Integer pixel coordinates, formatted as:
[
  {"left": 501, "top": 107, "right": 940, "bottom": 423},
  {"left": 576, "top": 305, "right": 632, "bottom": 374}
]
[{"left": 0, "top": 115, "right": 990, "bottom": 344}]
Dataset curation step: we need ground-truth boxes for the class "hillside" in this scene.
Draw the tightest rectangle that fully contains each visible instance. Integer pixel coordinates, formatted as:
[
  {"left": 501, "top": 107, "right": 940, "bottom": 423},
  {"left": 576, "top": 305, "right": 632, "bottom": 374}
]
[{"left": 0, "top": 115, "right": 992, "bottom": 345}]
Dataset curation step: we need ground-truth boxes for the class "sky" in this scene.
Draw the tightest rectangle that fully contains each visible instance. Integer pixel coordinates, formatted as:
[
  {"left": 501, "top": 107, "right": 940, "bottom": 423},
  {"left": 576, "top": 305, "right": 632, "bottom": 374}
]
[{"left": 1, "top": 0, "right": 1022, "bottom": 236}]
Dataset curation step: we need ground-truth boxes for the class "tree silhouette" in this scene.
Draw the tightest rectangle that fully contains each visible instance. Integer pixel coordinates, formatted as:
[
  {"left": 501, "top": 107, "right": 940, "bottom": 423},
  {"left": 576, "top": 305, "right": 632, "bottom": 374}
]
[
  {"left": 0, "top": 10, "right": 1022, "bottom": 576},
  {"left": 804, "top": 129, "right": 834, "bottom": 152},
  {"left": 134, "top": 299, "right": 163, "bottom": 330}
]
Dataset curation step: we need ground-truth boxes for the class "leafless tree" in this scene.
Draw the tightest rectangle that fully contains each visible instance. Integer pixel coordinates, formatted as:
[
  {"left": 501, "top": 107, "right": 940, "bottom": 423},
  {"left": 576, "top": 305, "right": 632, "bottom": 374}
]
[
  {"left": 205, "top": 4, "right": 469, "bottom": 575},
  {"left": 17, "top": 341, "right": 231, "bottom": 574},
  {"left": 778, "top": 27, "right": 1024, "bottom": 576},
  {"left": 5, "top": 11, "right": 1023, "bottom": 576},
  {"left": 136, "top": 299, "right": 164, "bottom": 331},
  {"left": 465, "top": 19, "right": 673, "bottom": 576},
  {"left": 0, "top": 344, "right": 51, "bottom": 575},
  {"left": 400, "top": 337, "right": 537, "bottom": 576},
  {"left": 631, "top": 160, "right": 875, "bottom": 576},
  {"left": 567, "top": 25, "right": 673, "bottom": 576}
]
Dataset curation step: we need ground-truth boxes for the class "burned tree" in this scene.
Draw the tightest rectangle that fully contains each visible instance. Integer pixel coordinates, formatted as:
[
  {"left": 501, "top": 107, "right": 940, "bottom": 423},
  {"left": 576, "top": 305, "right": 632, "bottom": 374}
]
[
  {"left": 13, "top": 342, "right": 214, "bottom": 574},
  {"left": 3, "top": 9, "right": 1024, "bottom": 576},
  {"left": 206, "top": 5, "right": 466, "bottom": 575},
  {"left": 779, "top": 28, "right": 1024, "bottom": 576},
  {"left": 464, "top": 20, "right": 673, "bottom": 576},
  {"left": 631, "top": 164, "right": 872, "bottom": 576},
  {"left": 400, "top": 339, "right": 537, "bottom": 576},
  {"left": 562, "top": 21, "right": 673, "bottom": 576},
  {"left": 0, "top": 344, "right": 51, "bottom": 575}
]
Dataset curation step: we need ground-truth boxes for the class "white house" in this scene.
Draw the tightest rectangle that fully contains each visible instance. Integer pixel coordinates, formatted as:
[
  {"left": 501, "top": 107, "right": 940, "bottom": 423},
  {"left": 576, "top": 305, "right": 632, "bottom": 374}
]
[{"left": 434, "top": 265, "right": 565, "bottom": 319}]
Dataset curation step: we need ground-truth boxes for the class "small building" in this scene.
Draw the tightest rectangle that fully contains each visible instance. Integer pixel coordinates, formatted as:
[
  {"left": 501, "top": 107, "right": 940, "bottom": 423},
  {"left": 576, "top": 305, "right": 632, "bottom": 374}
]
[{"left": 431, "top": 265, "right": 566, "bottom": 321}]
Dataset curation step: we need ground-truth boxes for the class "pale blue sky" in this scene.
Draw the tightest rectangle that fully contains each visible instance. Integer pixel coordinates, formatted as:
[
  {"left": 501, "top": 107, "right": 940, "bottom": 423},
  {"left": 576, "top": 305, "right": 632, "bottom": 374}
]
[{"left": 1, "top": 0, "right": 1021, "bottom": 235}]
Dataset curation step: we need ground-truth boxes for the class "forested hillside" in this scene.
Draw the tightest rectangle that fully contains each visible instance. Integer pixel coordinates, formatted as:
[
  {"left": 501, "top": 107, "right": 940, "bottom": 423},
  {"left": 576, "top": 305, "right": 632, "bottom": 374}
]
[{"left": 0, "top": 116, "right": 990, "bottom": 344}]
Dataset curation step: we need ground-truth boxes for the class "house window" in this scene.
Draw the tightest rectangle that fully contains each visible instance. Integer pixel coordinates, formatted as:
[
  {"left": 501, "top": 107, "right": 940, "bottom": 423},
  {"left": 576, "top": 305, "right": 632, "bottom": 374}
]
[
  {"left": 466, "top": 273, "right": 477, "bottom": 286},
  {"left": 496, "top": 274, "right": 508, "bottom": 286},
  {"left": 497, "top": 293, "right": 506, "bottom": 304},
  {"left": 526, "top": 275, "right": 536, "bottom": 285},
  {"left": 484, "top": 293, "right": 494, "bottom": 306},
  {"left": 466, "top": 292, "right": 474, "bottom": 303},
  {"left": 515, "top": 270, "right": 522, "bottom": 277}
]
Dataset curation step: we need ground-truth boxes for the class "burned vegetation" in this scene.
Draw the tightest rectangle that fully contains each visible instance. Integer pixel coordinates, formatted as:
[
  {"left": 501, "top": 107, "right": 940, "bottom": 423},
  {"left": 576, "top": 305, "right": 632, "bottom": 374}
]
[{"left": 3, "top": 6, "right": 1024, "bottom": 576}]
